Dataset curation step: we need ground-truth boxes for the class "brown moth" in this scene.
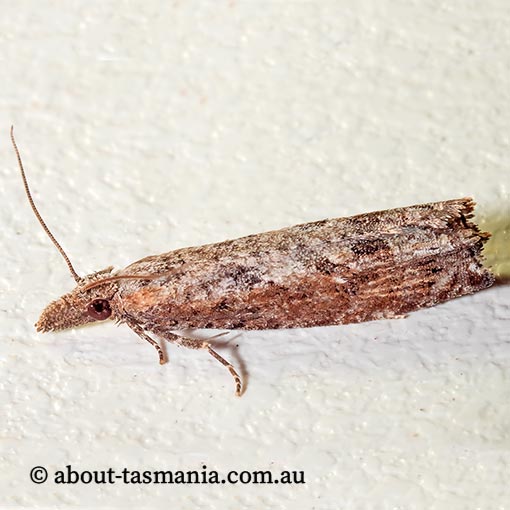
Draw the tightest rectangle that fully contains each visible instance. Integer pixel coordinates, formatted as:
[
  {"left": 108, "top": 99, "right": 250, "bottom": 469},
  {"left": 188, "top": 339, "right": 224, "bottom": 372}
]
[{"left": 12, "top": 128, "right": 494, "bottom": 396}]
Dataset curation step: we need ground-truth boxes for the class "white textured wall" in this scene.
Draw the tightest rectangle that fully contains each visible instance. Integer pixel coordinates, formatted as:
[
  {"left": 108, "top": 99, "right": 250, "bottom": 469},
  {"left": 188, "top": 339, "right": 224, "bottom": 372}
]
[{"left": 1, "top": 2, "right": 510, "bottom": 508}]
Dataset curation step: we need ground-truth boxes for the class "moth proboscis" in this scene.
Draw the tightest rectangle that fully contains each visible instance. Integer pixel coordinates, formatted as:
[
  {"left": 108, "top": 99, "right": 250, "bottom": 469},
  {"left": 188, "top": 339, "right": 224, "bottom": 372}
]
[{"left": 12, "top": 127, "right": 494, "bottom": 396}]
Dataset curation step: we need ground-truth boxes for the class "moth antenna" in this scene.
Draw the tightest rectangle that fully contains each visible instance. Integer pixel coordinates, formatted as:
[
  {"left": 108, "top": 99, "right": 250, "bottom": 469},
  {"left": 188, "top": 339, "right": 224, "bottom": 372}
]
[
  {"left": 81, "top": 273, "right": 167, "bottom": 292},
  {"left": 10, "top": 126, "right": 81, "bottom": 283}
]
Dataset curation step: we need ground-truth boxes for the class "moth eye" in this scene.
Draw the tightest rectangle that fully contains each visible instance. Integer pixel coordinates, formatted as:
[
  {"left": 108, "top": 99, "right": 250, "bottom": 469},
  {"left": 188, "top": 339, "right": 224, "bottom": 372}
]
[{"left": 87, "top": 299, "right": 112, "bottom": 320}]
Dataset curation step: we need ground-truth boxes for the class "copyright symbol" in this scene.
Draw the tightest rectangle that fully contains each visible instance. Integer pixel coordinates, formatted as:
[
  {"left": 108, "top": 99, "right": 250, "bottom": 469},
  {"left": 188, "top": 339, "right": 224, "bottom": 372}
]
[{"left": 30, "top": 466, "right": 48, "bottom": 484}]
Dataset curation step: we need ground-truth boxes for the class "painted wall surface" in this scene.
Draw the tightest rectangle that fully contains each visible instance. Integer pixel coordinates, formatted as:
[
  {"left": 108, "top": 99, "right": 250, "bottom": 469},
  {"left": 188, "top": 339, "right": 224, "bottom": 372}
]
[{"left": 1, "top": 2, "right": 509, "bottom": 508}]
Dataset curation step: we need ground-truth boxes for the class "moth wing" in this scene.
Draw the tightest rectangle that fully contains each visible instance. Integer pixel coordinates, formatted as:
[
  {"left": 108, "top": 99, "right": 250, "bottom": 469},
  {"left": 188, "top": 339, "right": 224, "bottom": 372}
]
[{"left": 117, "top": 198, "right": 493, "bottom": 331}]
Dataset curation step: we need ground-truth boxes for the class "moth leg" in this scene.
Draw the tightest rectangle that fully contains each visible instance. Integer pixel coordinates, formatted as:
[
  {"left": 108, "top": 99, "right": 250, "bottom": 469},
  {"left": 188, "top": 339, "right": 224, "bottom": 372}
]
[
  {"left": 166, "top": 332, "right": 242, "bottom": 397},
  {"left": 207, "top": 345, "right": 243, "bottom": 397},
  {"left": 126, "top": 320, "right": 166, "bottom": 365}
]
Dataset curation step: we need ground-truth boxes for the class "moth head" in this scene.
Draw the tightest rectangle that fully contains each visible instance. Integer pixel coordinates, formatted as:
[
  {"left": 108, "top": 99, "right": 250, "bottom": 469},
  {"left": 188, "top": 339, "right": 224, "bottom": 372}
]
[
  {"left": 11, "top": 129, "right": 122, "bottom": 333},
  {"left": 13, "top": 128, "right": 155, "bottom": 334},
  {"left": 36, "top": 267, "right": 119, "bottom": 332}
]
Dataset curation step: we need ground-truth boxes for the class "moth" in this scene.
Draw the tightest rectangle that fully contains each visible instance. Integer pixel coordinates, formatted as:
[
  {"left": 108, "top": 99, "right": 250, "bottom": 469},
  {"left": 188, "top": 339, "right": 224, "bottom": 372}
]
[{"left": 12, "top": 128, "right": 494, "bottom": 396}]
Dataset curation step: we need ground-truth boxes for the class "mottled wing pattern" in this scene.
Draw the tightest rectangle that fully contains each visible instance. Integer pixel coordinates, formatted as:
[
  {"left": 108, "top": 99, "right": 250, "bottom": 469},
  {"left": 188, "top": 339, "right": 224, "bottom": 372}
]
[{"left": 115, "top": 198, "right": 494, "bottom": 332}]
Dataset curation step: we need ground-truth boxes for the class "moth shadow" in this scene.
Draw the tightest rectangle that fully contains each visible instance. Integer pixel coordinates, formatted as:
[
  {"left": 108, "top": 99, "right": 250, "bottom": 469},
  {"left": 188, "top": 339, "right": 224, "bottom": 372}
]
[
  {"left": 478, "top": 206, "right": 510, "bottom": 284},
  {"left": 159, "top": 335, "right": 169, "bottom": 362}
]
